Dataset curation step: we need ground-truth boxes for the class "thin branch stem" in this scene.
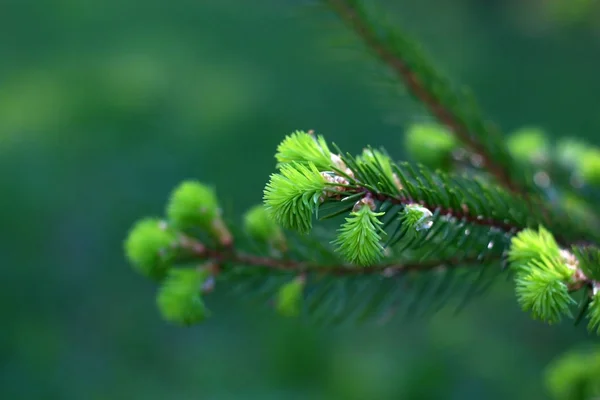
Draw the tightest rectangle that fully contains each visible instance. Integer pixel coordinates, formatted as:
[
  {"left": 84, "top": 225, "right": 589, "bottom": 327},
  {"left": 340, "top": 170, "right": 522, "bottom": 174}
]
[
  {"left": 180, "top": 236, "right": 499, "bottom": 277},
  {"left": 325, "top": 0, "right": 523, "bottom": 195}
]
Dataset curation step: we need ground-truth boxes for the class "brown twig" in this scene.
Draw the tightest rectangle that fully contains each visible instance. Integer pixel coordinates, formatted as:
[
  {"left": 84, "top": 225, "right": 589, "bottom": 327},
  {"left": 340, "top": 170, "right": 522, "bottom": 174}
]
[{"left": 180, "top": 236, "right": 498, "bottom": 277}]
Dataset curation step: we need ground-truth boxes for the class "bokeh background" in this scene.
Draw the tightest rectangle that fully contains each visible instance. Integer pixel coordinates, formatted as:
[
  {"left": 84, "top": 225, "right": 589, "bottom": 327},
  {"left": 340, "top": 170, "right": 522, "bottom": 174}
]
[{"left": 3, "top": 0, "right": 600, "bottom": 398}]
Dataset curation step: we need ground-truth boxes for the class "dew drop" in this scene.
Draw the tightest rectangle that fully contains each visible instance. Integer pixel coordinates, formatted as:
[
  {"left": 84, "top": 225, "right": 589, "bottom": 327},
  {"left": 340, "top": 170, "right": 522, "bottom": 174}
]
[
  {"left": 382, "top": 268, "right": 395, "bottom": 278},
  {"left": 416, "top": 219, "right": 433, "bottom": 231},
  {"left": 534, "top": 171, "right": 550, "bottom": 188},
  {"left": 202, "top": 276, "right": 215, "bottom": 293}
]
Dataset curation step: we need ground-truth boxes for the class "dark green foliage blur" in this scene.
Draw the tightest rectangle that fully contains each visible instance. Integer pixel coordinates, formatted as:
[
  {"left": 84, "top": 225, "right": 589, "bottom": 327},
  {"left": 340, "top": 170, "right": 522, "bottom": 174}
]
[{"left": 2, "top": 0, "right": 600, "bottom": 398}]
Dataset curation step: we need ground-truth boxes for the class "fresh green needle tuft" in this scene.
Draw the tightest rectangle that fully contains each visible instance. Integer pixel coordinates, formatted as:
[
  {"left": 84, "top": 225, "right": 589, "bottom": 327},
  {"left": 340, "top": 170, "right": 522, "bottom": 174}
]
[
  {"left": 509, "top": 227, "right": 578, "bottom": 325},
  {"left": 275, "top": 130, "right": 332, "bottom": 170},
  {"left": 515, "top": 269, "right": 575, "bottom": 324},
  {"left": 157, "top": 269, "right": 210, "bottom": 326},
  {"left": 508, "top": 227, "right": 562, "bottom": 273},
  {"left": 263, "top": 162, "right": 326, "bottom": 234},
  {"left": 332, "top": 205, "right": 385, "bottom": 266},
  {"left": 166, "top": 180, "right": 220, "bottom": 231},
  {"left": 124, "top": 218, "right": 177, "bottom": 279}
]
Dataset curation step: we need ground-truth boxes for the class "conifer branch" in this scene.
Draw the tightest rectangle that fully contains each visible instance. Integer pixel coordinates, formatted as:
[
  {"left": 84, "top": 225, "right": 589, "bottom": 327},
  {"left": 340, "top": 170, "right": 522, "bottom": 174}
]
[
  {"left": 123, "top": 2, "right": 600, "bottom": 336},
  {"left": 124, "top": 130, "right": 600, "bottom": 332},
  {"left": 324, "top": 0, "right": 524, "bottom": 195}
]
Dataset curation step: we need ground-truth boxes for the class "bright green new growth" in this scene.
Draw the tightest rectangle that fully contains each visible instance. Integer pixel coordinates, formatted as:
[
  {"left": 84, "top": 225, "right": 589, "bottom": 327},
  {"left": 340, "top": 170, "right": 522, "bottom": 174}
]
[
  {"left": 275, "top": 130, "right": 332, "bottom": 170},
  {"left": 515, "top": 269, "right": 575, "bottom": 324},
  {"left": 263, "top": 162, "right": 326, "bottom": 234},
  {"left": 509, "top": 228, "right": 577, "bottom": 323},
  {"left": 332, "top": 204, "right": 385, "bottom": 266},
  {"left": 508, "top": 227, "right": 563, "bottom": 273},
  {"left": 243, "top": 204, "right": 285, "bottom": 247},
  {"left": 507, "top": 126, "right": 549, "bottom": 164},
  {"left": 275, "top": 277, "right": 305, "bottom": 317},
  {"left": 124, "top": 218, "right": 177, "bottom": 279},
  {"left": 404, "top": 123, "right": 457, "bottom": 170},
  {"left": 508, "top": 228, "right": 600, "bottom": 331},
  {"left": 157, "top": 268, "right": 210, "bottom": 326},
  {"left": 166, "top": 180, "right": 220, "bottom": 231}
]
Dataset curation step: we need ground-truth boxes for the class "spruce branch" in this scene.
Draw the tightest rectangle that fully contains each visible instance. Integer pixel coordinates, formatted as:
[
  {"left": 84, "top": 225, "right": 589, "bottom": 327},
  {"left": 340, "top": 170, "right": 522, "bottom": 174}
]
[
  {"left": 124, "top": 163, "right": 508, "bottom": 326},
  {"left": 125, "top": 131, "right": 600, "bottom": 333},
  {"left": 122, "top": 1, "right": 600, "bottom": 336}
]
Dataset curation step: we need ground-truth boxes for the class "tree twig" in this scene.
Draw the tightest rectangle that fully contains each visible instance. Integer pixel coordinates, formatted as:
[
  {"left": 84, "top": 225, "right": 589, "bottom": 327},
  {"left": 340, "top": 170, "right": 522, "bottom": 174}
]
[{"left": 180, "top": 236, "right": 499, "bottom": 276}]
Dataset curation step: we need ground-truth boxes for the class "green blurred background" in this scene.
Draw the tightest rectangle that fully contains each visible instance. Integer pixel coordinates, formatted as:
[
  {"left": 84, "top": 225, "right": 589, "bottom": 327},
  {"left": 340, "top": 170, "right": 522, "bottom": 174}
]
[{"left": 2, "top": 0, "right": 600, "bottom": 398}]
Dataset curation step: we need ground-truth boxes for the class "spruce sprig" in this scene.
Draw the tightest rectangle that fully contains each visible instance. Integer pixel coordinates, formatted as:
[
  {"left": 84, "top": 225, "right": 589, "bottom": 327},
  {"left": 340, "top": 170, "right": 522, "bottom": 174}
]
[
  {"left": 275, "top": 130, "right": 333, "bottom": 170},
  {"left": 515, "top": 269, "right": 575, "bottom": 324},
  {"left": 332, "top": 201, "right": 386, "bottom": 266},
  {"left": 157, "top": 268, "right": 211, "bottom": 326},
  {"left": 124, "top": 218, "right": 178, "bottom": 279},
  {"left": 263, "top": 162, "right": 327, "bottom": 234},
  {"left": 123, "top": 128, "right": 600, "bottom": 333},
  {"left": 122, "top": 0, "right": 600, "bottom": 338}
]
